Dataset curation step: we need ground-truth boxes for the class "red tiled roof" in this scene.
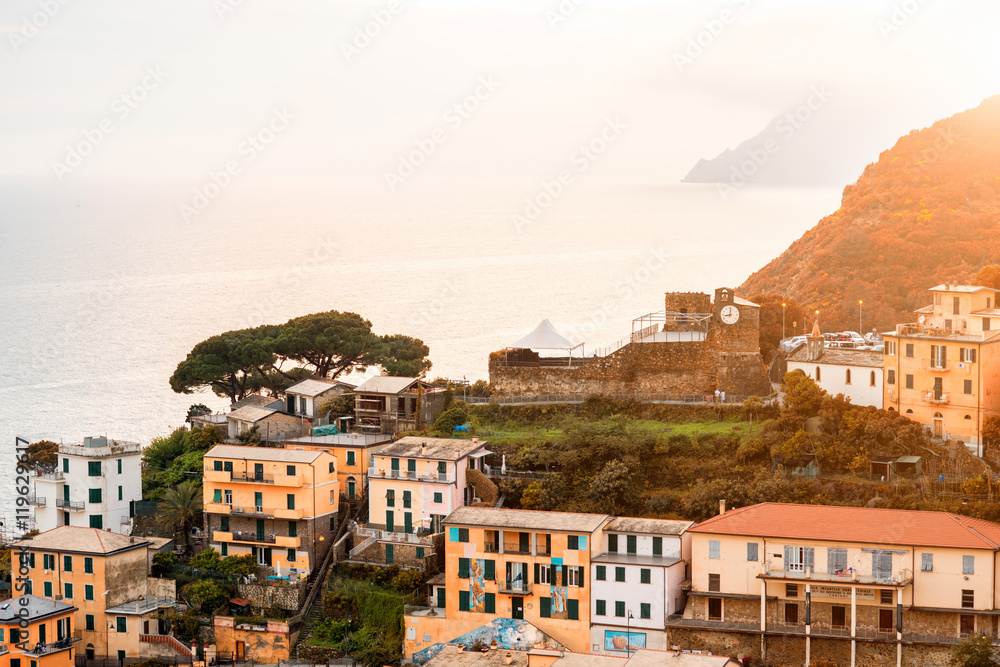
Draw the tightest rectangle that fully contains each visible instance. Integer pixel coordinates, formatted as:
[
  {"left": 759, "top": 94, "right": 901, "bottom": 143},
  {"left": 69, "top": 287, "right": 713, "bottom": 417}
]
[{"left": 688, "top": 503, "right": 1000, "bottom": 550}]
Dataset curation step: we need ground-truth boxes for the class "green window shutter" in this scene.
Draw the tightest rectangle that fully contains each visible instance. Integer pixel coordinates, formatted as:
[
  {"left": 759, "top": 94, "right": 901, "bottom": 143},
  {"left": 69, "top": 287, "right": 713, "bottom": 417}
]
[
  {"left": 63, "top": 556, "right": 72, "bottom": 572},
  {"left": 459, "top": 528, "right": 469, "bottom": 542},
  {"left": 117, "top": 459, "right": 122, "bottom": 474},
  {"left": 615, "top": 601, "right": 625, "bottom": 617},
  {"left": 433, "top": 492, "right": 442, "bottom": 503},
  {"left": 484, "top": 560, "right": 495, "bottom": 580},
  {"left": 615, "top": 567, "right": 625, "bottom": 582},
  {"left": 385, "top": 545, "right": 393, "bottom": 564},
  {"left": 64, "top": 583, "right": 73, "bottom": 599},
  {"left": 85, "top": 585, "right": 94, "bottom": 601},
  {"left": 484, "top": 593, "right": 495, "bottom": 614},
  {"left": 408, "top": 459, "right": 416, "bottom": 472},
  {"left": 534, "top": 563, "right": 540, "bottom": 583},
  {"left": 213, "top": 489, "right": 222, "bottom": 503},
  {"left": 567, "top": 599, "right": 579, "bottom": 621},
  {"left": 287, "top": 494, "right": 295, "bottom": 510},
  {"left": 540, "top": 597, "right": 551, "bottom": 618},
  {"left": 416, "top": 547, "right": 425, "bottom": 559},
  {"left": 214, "top": 461, "right": 223, "bottom": 471},
  {"left": 403, "top": 491, "right": 411, "bottom": 508},
  {"left": 653, "top": 537, "right": 662, "bottom": 556},
  {"left": 562, "top": 565, "right": 569, "bottom": 587},
  {"left": 117, "top": 617, "right": 127, "bottom": 633},
  {"left": 459, "top": 558, "right": 470, "bottom": 578},
  {"left": 288, "top": 521, "right": 297, "bottom": 537},
  {"left": 641, "top": 568, "right": 651, "bottom": 584},
  {"left": 641, "top": 603, "right": 651, "bottom": 619},
  {"left": 89, "top": 515, "right": 103, "bottom": 529},
  {"left": 459, "top": 591, "right": 470, "bottom": 612},
  {"left": 86, "top": 615, "right": 95, "bottom": 631},
  {"left": 596, "top": 599, "right": 606, "bottom": 616},
  {"left": 567, "top": 535, "right": 578, "bottom": 550},
  {"left": 608, "top": 534, "right": 618, "bottom": 552},
  {"left": 88, "top": 488, "right": 102, "bottom": 504},
  {"left": 254, "top": 491, "right": 262, "bottom": 506},
  {"left": 88, "top": 461, "right": 101, "bottom": 476},
  {"left": 627, "top": 535, "right": 637, "bottom": 554},
  {"left": 596, "top": 565, "right": 606, "bottom": 581},
  {"left": 221, "top": 543, "right": 228, "bottom": 556},
  {"left": 44, "top": 582, "right": 52, "bottom": 597},
  {"left": 221, "top": 517, "right": 229, "bottom": 531},
  {"left": 347, "top": 451, "right": 356, "bottom": 466},
  {"left": 577, "top": 566, "right": 585, "bottom": 588},
  {"left": 63, "top": 459, "right": 69, "bottom": 473}
]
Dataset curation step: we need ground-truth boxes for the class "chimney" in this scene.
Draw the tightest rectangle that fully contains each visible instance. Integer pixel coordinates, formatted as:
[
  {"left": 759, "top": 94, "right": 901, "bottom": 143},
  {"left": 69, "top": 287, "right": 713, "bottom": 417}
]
[
  {"left": 719, "top": 499, "right": 726, "bottom": 515},
  {"left": 472, "top": 436, "right": 479, "bottom": 444},
  {"left": 421, "top": 443, "right": 427, "bottom": 456}
]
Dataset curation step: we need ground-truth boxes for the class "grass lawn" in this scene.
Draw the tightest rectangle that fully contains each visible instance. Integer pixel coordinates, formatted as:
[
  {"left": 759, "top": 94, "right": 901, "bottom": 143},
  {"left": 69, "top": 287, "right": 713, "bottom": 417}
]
[{"left": 463, "top": 416, "right": 756, "bottom": 445}]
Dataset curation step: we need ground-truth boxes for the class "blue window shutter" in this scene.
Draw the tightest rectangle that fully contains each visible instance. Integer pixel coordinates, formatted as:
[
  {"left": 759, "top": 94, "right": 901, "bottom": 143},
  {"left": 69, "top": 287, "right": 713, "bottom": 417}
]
[
  {"left": 578, "top": 536, "right": 587, "bottom": 550},
  {"left": 805, "top": 547, "right": 814, "bottom": 569},
  {"left": 709, "top": 540, "right": 720, "bottom": 559},
  {"left": 450, "top": 527, "right": 460, "bottom": 542},
  {"left": 784, "top": 545, "right": 793, "bottom": 566}
]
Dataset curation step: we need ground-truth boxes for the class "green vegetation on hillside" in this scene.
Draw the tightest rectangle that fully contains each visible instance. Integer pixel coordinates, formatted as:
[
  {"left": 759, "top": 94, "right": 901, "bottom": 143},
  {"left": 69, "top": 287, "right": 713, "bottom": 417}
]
[{"left": 742, "top": 96, "right": 1000, "bottom": 333}]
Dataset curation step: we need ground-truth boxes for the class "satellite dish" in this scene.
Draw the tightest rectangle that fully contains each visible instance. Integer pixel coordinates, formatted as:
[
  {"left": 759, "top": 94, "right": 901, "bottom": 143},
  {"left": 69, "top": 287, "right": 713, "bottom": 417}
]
[{"left": 918, "top": 315, "right": 926, "bottom": 324}]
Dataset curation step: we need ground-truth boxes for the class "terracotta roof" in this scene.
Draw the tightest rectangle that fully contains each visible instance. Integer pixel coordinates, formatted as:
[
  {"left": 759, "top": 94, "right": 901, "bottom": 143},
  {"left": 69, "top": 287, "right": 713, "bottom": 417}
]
[
  {"left": 688, "top": 503, "right": 1000, "bottom": 550},
  {"left": 377, "top": 436, "right": 487, "bottom": 460},
  {"left": 786, "top": 347, "right": 884, "bottom": 368},
  {"left": 206, "top": 445, "right": 327, "bottom": 463},
  {"left": 228, "top": 405, "right": 282, "bottom": 423},
  {"left": 285, "top": 378, "right": 354, "bottom": 397},
  {"left": 971, "top": 308, "right": 1000, "bottom": 316},
  {"left": 13, "top": 526, "right": 149, "bottom": 555},
  {"left": 606, "top": 517, "right": 694, "bottom": 536},
  {"left": 445, "top": 507, "right": 610, "bottom": 533}
]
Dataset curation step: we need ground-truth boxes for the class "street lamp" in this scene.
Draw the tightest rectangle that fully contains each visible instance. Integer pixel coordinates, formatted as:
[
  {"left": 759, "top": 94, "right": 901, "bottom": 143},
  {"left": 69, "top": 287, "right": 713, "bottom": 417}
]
[
  {"left": 626, "top": 610, "right": 634, "bottom": 658},
  {"left": 858, "top": 300, "right": 863, "bottom": 334},
  {"left": 782, "top": 302, "right": 787, "bottom": 341}
]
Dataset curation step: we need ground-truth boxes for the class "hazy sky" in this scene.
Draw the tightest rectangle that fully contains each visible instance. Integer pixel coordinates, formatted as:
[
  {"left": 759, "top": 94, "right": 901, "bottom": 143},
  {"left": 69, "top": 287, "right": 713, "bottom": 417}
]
[{"left": 1, "top": 0, "right": 998, "bottom": 196}]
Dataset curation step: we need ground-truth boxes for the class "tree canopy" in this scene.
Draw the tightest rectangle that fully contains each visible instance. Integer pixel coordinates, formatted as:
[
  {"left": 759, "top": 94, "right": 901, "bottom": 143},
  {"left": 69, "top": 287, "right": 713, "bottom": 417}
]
[{"left": 169, "top": 310, "right": 431, "bottom": 401}]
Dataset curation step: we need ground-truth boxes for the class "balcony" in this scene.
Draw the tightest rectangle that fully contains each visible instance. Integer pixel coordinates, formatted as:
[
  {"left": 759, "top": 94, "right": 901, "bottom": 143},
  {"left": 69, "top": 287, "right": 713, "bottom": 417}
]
[
  {"left": 230, "top": 505, "right": 275, "bottom": 518},
  {"left": 759, "top": 565, "right": 911, "bottom": 587},
  {"left": 274, "top": 507, "right": 304, "bottom": 520},
  {"left": 356, "top": 526, "right": 437, "bottom": 547},
  {"left": 26, "top": 495, "right": 46, "bottom": 507},
  {"left": 484, "top": 543, "right": 499, "bottom": 554},
  {"left": 920, "top": 358, "right": 950, "bottom": 373},
  {"left": 921, "top": 391, "right": 950, "bottom": 404},
  {"left": 502, "top": 546, "right": 532, "bottom": 555},
  {"left": 274, "top": 535, "right": 301, "bottom": 548},
  {"left": 498, "top": 581, "right": 533, "bottom": 596},
  {"left": 231, "top": 472, "right": 275, "bottom": 484},
  {"left": 228, "top": 530, "right": 277, "bottom": 545},
  {"left": 56, "top": 499, "right": 85, "bottom": 511},
  {"left": 368, "top": 467, "right": 455, "bottom": 484},
  {"left": 205, "top": 502, "right": 234, "bottom": 515},
  {"left": 33, "top": 470, "right": 65, "bottom": 482},
  {"left": 204, "top": 469, "right": 231, "bottom": 483},
  {"left": 20, "top": 636, "right": 81, "bottom": 656}
]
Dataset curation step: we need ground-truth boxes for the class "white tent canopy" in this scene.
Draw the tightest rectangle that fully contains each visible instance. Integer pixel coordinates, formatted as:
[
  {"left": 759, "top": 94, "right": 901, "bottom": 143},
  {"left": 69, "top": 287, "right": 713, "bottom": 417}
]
[{"left": 511, "top": 319, "right": 583, "bottom": 351}]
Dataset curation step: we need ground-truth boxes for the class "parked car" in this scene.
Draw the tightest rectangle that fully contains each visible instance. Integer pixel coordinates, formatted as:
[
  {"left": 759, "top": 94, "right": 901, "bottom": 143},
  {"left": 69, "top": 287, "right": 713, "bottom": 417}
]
[{"left": 780, "top": 335, "right": 807, "bottom": 352}]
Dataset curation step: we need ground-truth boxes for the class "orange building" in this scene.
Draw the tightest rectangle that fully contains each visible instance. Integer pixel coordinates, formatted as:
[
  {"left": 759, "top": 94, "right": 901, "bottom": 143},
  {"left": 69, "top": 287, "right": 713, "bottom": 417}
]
[
  {"left": 883, "top": 283, "right": 1000, "bottom": 450},
  {"left": 203, "top": 445, "right": 338, "bottom": 573},
  {"left": 279, "top": 433, "right": 395, "bottom": 501},
  {"left": 0, "top": 596, "right": 78, "bottom": 667},
  {"left": 404, "top": 507, "right": 611, "bottom": 660},
  {"left": 10, "top": 528, "right": 176, "bottom": 661}
]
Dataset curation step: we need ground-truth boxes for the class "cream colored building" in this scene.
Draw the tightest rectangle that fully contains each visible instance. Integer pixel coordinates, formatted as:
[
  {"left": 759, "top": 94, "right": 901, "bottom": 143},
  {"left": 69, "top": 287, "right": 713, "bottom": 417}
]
[{"left": 673, "top": 502, "right": 1000, "bottom": 666}]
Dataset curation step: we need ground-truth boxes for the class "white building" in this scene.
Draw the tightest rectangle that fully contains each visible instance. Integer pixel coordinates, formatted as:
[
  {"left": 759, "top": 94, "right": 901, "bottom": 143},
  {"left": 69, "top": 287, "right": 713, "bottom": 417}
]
[
  {"left": 30, "top": 437, "right": 142, "bottom": 534},
  {"left": 590, "top": 517, "right": 693, "bottom": 655},
  {"left": 283, "top": 378, "right": 354, "bottom": 419},
  {"left": 786, "top": 325, "right": 884, "bottom": 408}
]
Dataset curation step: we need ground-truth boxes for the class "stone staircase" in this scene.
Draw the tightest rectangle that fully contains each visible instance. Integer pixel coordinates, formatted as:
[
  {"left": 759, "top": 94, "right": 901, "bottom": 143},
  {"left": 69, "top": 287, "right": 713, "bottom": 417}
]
[{"left": 291, "top": 600, "right": 327, "bottom": 658}]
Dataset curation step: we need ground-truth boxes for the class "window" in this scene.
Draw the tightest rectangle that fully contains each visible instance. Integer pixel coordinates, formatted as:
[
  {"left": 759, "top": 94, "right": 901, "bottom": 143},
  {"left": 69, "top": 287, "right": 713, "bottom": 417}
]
[
  {"left": 84, "top": 557, "right": 93, "bottom": 574},
  {"left": 963, "top": 555, "right": 975, "bottom": 574},
  {"left": 985, "top": 319, "right": 992, "bottom": 332},
  {"left": 540, "top": 597, "right": 551, "bottom": 618},
  {"left": 567, "top": 535, "right": 579, "bottom": 550},
  {"left": 567, "top": 599, "right": 579, "bottom": 621},
  {"left": 433, "top": 492, "right": 442, "bottom": 503},
  {"left": 905, "top": 343, "right": 914, "bottom": 358},
  {"left": 960, "top": 348, "right": 977, "bottom": 363},
  {"left": 845, "top": 369, "right": 851, "bottom": 384},
  {"left": 88, "top": 488, "right": 102, "bottom": 504},
  {"left": 640, "top": 603, "right": 651, "bottom": 620},
  {"left": 596, "top": 599, "right": 606, "bottom": 616},
  {"left": 88, "top": 461, "right": 101, "bottom": 476},
  {"left": 626, "top": 535, "right": 637, "bottom": 554},
  {"left": 747, "top": 543, "right": 758, "bottom": 561},
  {"left": 330, "top": 516, "right": 336, "bottom": 531},
  {"left": 615, "top": 567, "right": 625, "bottom": 582},
  {"left": 784, "top": 603, "right": 799, "bottom": 624},
  {"left": 569, "top": 566, "right": 584, "bottom": 587},
  {"left": 886, "top": 341, "right": 896, "bottom": 355},
  {"left": 905, "top": 374, "right": 914, "bottom": 389},
  {"left": 118, "top": 486, "right": 123, "bottom": 501},
  {"left": 785, "top": 546, "right": 814, "bottom": 572},
  {"left": 608, "top": 534, "right": 618, "bottom": 553},
  {"left": 881, "top": 590, "right": 894, "bottom": 605},
  {"left": 63, "top": 458, "right": 69, "bottom": 473},
  {"left": 815, "top": 366, "right": 821, "bottom": 381},
  {"left": 962, "top": 590, "right": 975, "bottom": 609},
  {"left": 286, "top": 465, "right": 296, "bottom": 476},
  {"left": 537, "top": 564, "right": 551, "bottom": 584},
  {"left": 43, "top": 554, "right": 54, "bottom": 570},
  {"left": 213, "top": 489, "right": 222, "bottom": 503},
  {"left": 214, "top": 461, "right": 223, "bottom": 471},
  {"left": 653, "top": 537, "right": 662, "bottom": 556},
  {"left": 615, "top": 601, "right": 625, "bottom": 618},
  {"left": 64, "top": 583, "right": 73, "bottom": 599},
  {"left": 86, "top": 615, "right": 95, "bottom": 631},
  {"left": 287, "top": 548, "right": 296, "bottom": 562},
  {"left": 888, "top": 369, "right": 896, "bottom": 385},
  {"left": 640, "top": 568, "right": 651, "bottom": 584},
  {"left": 63, "top": 556, "right": 72, "bottom": 572},
  {"left": 221, "top": 543, "right": 228, "bottom": 556},
  {"left": 870, "top": 371, "right": 876, "bottom": 387},
  {"left": 89, "top": 515, "right": 103, "bottom": 529},
  {"left": 116, "top": 617, "right": 127, "bottom": 633},
  {"left": 386, "top": 489, "right": 395, "bottom": 507},
  {"left": 827, "top": 548, "right": 847, "bottom": 575},
  {"left": 832, "top": 606, "right": 847, "bottom": 628},
  {"left": 786, "top": 583, "right": 798, "bottom": 598},
  {"left": 224, "top": 461, "right": 232, "bottom": 472},
  {"left": 954, "top": 296, "right": 961, "bottom": 315},
  {"left": 708, "top": 598, "right": 722, "bottom": 621},
  {"left": 484, "top": 593, "right": 496, "bottom": 614},
  {"left": 221, "top": 516, "right": 230, "bottom": 532},
  {"left": 708, "top": 574, "right": 720, "bottom": 592},
  {"left": 872, "top": 551, "right": 892, "bottom": 579},
  {"left": 346, "top": 451, "right": 356, "bottom": 466},
  {"left": 965, "top": 379, "right": 973, "bottom": 394},
  {"left": 921, "top": 553, "right": 933, "bottom": 571},
  {"left": 709, "top": 540, "right": 720, "bottom": 559},
  {"left": 403, "top": 490, "right": 411, "bottom": 508},
  {"left": 286, "top": 494, "right": 295, "bottom": 510},
  {"left": 23, "top": 580, "right": 32, "bottom": 594},
  {"left": 931, "top": 344, "right": 948, "bottom": 369},
  {"left": 596, "top": 565, "right": 606, "bottom": 581},
  {"left": 85, "top": 585, "right": 94, "bottom": 601},
  {"left": 459, "top": 528, "right": 469, "bottom": 542},
  {"left": 44, "top": 582, "right": 52, "bottom": 597}
]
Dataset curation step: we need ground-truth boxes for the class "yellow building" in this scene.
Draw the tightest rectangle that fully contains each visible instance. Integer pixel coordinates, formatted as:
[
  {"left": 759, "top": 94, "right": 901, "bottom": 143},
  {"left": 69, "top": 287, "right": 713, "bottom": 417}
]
[
  {"left": 203, "top": 445, "right": 338, "bottom": 573},
  {"left": 279, "top": 433, "right": 395, "bottom": 500},
  {"left": 10, "top": 527, "right": 176, "bottom": 661},
  {"left": 0, "top": 596, "right": 78, "bottom": 667},
  {"left": 404, "top": 507, "right": 612, "bottom": 660},
  {"left": 676, "top": 502, "right": 1000, "bottom": 666},
  {"left": 884, "top": 283, "right": 1000, "bottom": 449}
]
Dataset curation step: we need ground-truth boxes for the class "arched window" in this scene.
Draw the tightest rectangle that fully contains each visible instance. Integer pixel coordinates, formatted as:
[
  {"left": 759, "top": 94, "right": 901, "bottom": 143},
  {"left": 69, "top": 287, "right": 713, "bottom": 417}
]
[
  {"left": 845, "top": 369, "right": 851, "bottom": 384},
  {"left": 815, "top": 367, "right": 821, "bottom": 381},
  {"left": 934, "top": 412, "right": 944, "bottom": 418},
  {"left": 870, "top": 371, "right": 876, "bottom": 387},
  {"left": 906, "top": 409, "right": 913, "bottom": 415},
  {"left": 888, "top": 407, "right": 896, "bottom": 412},
  {"left": 347, "top": 476, "right": 357, "bottom": 500},
  {"left": 965, "top": 415, "right": 973, "bottom": 420}
]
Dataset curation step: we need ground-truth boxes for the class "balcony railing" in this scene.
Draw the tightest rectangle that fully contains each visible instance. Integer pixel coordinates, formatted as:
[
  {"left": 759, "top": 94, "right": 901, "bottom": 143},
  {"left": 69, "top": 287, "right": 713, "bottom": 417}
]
[
  {"left": 484, "top": 543, "right": 499, "bottom": 553},
  {"left": 759, "top": 565, "right": 911, "bottom": 587},
  {"left": 498, "top": 581, "right": 533, "bottom": 595},
  {"left": 368, "top": 467, "right": 455, "bottom": 483},
  {"left": 231, "top": 472, "right": 275, "bottom": 484},
  {"left": 921, "top": 391, "right": 950, "bottom": 404},
  {"left": 26, "top": 495, "right": 46, "bottom": 507},
  {"left": 503, "top": 546, "right": 532, "bottom": 555},
  {"left": 229, "top": 505, "right": 274, "bottom": 518},
  {"left": 230, "top": 530, "right": 277, "bottom": 544},
  {"left": 355, "top": 526, "right": 436, "bottom": 547},
  {"left": 920, "top": 358, "right": 950, "bottom": 372},
  {"left": 33, "top": 470, "right": 65, "bottom": 481},
  {"left": 56, "top": 499, "right": 85, "bottom": 510},
  {"left": 21, "top": 636, "right": 81, "bottom": 655}
]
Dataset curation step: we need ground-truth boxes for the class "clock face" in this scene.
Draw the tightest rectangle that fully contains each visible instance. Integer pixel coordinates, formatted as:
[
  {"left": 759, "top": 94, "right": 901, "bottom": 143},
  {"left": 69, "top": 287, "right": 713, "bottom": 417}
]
[{"left": 720, "top": 305, "right": 740, "bottom": 325}]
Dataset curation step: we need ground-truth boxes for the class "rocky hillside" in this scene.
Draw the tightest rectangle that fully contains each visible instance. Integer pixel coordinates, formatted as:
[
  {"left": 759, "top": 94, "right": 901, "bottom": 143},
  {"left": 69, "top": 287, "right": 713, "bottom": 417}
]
[{"left": 740, "top": 96, "right": 1000, "bottom": 332}]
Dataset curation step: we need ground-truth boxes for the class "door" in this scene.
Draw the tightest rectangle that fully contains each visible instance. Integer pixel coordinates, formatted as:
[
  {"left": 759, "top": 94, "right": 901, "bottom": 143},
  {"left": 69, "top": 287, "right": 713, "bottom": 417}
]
[
  {"left": 784, "top": 603, "right": 798, "bottom": 624},
  {"left": 263, "top": 547, "right": 272, "bottom": 566},
  {"left": 386, "top": 510, "right": 394, "bottom": 532},
  {"left": 254, "top": 491, "right": 262, "bottom": 511},
  {"left": 879, "top": 609, "right": 893, "bottom": 632},
  {"left": 347, "top": 479, "right": 356, "bottom": 499},
  {"left": 437, "top": 587, "right": 446, "bottom": 609},
  {"left": 63, "top": 485, "right": 70, "bottom": 502},
  {"left": 404, "top": 512, "right": 413, "bottom": 534},
  {"left": 236, "top": 641, "right": 245, "bottom": 661},
  {"left": 934, "top": 377, "right": 944, "bottom": 400},
  {"left": 708, "top": 598, "right": 722, "bottom": 621},
  {"left": 39, "top": 623, "right": 46, "bottom": 643},
  {"left": 391, "top": 458, "right": 400, "bottom": 477},
  {"left": 519, "top": 532, "right": 529, "bottom": 553},
  {"left": 832, "top": 606, "right": 846, "bottom": 628},
  {"left": 254, "top": 463, "right": 264, "bottom": 481},
  {"left": 961, "top": 614, "right": 975, "bottom": 636},
  {"left": 934, "top": 412, "right": 944, "bottom": 437},
  {"left": 407, "top": 459, "right": 416, "bottom": 478},
  {"left": 256, "top": 519, "right": 265, "bottom": 541},
  {"left": 512, "top": 597, "right": 524, "bottom": 620}
]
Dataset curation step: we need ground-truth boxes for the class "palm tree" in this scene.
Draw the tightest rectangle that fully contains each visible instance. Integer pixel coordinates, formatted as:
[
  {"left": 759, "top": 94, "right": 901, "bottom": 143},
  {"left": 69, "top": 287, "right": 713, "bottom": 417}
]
[{"left": 159, "top": 481, "right": 202, "bottom": 552}]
